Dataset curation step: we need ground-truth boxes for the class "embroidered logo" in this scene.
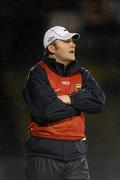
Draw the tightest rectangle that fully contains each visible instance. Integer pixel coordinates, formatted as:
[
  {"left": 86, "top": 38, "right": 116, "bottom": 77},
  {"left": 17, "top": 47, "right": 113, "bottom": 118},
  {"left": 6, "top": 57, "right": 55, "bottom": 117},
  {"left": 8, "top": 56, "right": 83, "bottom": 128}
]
[
  {"left": 55, "top": 88, "right": 60, "bottom": 92},
  {"left": 75, "top": 84, "right": 82, "bottom": 91},
  {"left": 61, "top": 81, "right": 71, "bottom": 85},
  {"left": 48, "top": 36, "right": 55, "bottom": 43}
]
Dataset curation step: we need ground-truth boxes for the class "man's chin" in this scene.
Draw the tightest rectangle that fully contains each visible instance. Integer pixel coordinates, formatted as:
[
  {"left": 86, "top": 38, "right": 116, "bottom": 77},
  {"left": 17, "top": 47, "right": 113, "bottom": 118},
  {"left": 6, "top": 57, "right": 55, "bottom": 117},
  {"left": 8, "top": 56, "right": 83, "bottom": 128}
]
[{"left": 70, "top": 57, "right": 75, "bottom": 61}]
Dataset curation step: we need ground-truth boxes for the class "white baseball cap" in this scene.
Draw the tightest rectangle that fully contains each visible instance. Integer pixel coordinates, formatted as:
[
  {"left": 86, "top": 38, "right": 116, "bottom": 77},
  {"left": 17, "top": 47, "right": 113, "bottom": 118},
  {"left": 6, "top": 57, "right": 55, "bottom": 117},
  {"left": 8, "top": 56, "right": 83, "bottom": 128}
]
[{"left": 43, "top": 26, "right": 80, "bottom": 48}]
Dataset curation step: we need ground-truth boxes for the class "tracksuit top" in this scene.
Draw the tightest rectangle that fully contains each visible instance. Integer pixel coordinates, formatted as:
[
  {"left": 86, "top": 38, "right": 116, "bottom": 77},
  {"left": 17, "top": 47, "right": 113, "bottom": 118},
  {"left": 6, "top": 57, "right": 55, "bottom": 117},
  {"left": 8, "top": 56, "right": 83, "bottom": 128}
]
[
  {"left": 23, "top": 55, "right": 105, "bottom": 161},
  {"left": 28, "top": 61, "right": 85, "bottom": 140}
]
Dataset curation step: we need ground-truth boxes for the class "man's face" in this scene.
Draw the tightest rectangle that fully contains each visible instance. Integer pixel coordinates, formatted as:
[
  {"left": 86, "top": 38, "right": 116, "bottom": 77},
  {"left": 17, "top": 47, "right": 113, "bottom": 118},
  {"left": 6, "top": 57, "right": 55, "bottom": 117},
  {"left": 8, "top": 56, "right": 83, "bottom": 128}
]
[{"left": 49, "top": 38, "right": 76, "bottom": 65}]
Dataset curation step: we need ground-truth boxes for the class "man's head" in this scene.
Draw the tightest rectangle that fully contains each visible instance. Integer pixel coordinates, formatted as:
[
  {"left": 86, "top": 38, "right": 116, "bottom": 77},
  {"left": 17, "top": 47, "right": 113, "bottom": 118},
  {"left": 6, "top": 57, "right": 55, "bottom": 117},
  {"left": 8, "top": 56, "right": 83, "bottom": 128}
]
[
  {"left": 43, "top": 26, "right": 80, "bottom": 65},
  {"left": 43, "top": 26, "right": 80, "bottom": 48}
]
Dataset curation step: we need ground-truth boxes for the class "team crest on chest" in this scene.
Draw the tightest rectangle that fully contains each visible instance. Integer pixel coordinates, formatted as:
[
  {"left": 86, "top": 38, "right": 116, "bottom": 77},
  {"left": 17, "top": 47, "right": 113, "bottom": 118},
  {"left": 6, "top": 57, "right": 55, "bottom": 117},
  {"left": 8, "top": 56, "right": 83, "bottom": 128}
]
[{"left": 75, "top": 84, "right": 82, "bottom": 91}]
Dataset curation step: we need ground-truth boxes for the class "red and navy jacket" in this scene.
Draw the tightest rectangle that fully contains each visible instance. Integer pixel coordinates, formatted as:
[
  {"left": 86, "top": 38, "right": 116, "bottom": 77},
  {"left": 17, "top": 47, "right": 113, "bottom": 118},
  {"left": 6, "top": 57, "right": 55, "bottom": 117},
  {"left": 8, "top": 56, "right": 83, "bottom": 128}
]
[{"left": 22, "top": 55, "right": 105, "bottom": 161}]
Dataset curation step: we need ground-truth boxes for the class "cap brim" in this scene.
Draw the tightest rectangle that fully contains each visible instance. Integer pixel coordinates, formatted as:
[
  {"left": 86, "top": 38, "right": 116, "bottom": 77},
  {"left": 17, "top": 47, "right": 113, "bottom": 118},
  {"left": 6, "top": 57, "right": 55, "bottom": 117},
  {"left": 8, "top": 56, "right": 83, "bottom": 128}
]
[
  {"left": 57, "top": 33, "right": 80, "bottom": 41},
  {"left": 72, "top": 33, "right": 80, "bottom": 40}
]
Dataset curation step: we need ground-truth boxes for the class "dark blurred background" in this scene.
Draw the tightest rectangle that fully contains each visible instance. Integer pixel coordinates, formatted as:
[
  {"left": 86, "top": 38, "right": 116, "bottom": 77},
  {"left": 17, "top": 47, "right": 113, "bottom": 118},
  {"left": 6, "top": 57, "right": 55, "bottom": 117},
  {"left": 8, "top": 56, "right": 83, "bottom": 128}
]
[{"left": 0, "top": 0, "right": 120, "bottom": 179}]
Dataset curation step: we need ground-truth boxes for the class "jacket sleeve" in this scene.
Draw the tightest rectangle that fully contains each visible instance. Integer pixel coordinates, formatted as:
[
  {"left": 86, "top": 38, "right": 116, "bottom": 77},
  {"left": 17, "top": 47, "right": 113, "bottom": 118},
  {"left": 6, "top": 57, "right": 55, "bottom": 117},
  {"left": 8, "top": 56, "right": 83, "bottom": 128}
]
[
  {"left": 22, "top": 65, "right": 78, "bottom": 124},
  {"left": 69, "top": 68, "right": 105, "bottom": 113}
]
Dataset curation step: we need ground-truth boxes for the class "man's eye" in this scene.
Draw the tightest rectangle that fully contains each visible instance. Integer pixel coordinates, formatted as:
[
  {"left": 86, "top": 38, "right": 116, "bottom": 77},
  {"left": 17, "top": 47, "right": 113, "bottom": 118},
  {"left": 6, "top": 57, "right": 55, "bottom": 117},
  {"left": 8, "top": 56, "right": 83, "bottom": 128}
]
[
  {"left": 64, "top": 39, "right": 71, "bottom": 43},
  {"left": 63, "top": 39, "right": 76, "bottom": 44}
]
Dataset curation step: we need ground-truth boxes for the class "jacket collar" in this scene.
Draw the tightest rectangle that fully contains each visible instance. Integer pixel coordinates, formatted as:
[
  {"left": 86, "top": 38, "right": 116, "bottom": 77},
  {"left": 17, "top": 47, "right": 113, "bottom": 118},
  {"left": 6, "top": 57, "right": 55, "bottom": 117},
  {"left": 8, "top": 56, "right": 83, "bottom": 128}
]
[{"left": 42, "top": 55, "right": 82, "bottom": 76}]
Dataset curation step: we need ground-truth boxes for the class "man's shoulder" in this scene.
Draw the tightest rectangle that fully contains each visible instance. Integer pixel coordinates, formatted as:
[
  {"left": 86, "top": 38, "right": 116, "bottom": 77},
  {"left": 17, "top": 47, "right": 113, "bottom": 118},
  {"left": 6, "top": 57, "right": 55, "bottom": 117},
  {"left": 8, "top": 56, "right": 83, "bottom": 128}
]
[
  {"left": 76, "top": 62, "right": 89, "bottom": 74},
  {"left": 29, "top": 60, "right": 45, "bottom": 73},
  {"left": 26, "top": 60, "right": 47, "bottom": 80}
]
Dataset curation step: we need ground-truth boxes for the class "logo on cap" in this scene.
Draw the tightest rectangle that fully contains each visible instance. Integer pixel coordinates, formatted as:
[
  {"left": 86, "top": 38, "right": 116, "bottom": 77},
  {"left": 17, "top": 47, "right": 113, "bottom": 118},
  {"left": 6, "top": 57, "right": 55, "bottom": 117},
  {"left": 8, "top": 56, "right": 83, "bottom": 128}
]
[{"left": 48, "top": 36, "right": 55, "bottom": 43}]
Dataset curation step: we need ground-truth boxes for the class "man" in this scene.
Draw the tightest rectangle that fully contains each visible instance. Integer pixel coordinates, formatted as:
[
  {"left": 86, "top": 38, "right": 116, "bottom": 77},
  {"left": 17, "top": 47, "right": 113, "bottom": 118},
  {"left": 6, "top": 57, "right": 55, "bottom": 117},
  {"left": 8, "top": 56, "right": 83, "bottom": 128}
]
[{"left": 23, "top": 26, "right": 105, "bottom": 180}]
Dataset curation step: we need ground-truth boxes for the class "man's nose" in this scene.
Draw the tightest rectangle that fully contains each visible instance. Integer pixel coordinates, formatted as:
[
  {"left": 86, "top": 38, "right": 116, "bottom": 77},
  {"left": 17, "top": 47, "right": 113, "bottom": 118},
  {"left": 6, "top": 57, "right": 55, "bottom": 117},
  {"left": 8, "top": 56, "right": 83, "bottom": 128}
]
[{"left": 70, "top": 41, "right": 76, "bottom": 47}]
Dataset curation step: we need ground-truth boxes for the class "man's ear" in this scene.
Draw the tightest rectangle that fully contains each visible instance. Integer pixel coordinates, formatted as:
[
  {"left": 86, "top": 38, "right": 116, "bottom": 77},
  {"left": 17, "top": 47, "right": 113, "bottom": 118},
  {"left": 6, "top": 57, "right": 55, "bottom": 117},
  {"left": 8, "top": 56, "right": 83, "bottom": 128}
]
[{"left": 48, "top": 45, "right": 55, "bottom": 54}]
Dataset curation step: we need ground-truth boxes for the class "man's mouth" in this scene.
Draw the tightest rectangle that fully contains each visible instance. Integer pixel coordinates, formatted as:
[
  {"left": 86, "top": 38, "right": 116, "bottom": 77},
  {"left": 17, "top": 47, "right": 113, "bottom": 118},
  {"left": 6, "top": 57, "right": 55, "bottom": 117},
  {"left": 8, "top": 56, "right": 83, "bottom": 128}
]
[{"left": 69, "top": 50, "right": 75, "bottom": 54}]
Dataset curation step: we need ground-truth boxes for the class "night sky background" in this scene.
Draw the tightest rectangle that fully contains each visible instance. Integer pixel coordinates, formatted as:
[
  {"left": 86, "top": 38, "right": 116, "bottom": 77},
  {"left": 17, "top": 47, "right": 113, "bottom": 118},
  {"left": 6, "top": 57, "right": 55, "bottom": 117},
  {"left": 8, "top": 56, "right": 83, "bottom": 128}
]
[{"left": 0, "top": 0, "right": 120, "bottom": 179}]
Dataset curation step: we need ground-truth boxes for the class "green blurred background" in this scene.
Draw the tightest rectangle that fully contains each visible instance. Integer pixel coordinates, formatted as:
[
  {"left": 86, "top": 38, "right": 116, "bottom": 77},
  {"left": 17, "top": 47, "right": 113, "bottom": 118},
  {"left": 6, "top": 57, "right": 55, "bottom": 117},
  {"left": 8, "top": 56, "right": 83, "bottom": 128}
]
[{"left": 0, "top": 0, "right": 120, "bottom": 179}]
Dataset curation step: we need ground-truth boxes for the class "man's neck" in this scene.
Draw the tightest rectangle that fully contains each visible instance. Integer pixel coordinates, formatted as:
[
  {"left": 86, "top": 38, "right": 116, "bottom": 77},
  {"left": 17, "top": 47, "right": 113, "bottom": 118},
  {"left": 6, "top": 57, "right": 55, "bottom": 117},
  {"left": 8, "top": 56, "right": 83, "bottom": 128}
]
[{"left": 49, "top": 54, "right": 71, "bottom": 66}]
